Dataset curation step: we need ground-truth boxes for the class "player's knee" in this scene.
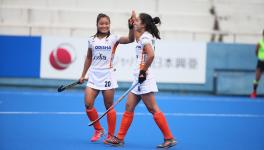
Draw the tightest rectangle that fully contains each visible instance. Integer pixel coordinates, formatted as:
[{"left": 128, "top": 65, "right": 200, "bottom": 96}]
[
  {"left": 147, "top": 107, "right": 156, "bottom": 114},
  {"left": 125, "top": 103, "right": 135, "bottom": 112},
  {"left": 104, "top": 101, "right": 113, "bottom": 109},
  {"left": 85, "top": 103, "right": 93, "bottom": 109},
  {"left": 146, "top": 106, "right": 159, "bottom": 114}
]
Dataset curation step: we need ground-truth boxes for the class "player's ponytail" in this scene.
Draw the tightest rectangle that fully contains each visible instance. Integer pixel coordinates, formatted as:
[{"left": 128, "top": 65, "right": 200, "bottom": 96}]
[
  {"left": 139, "top": 13, "right": 161, "bottom": 39},
  {"left": 152, "top": 17, "right": 161, "bottom": 25},
  {"left": 95, "top": 13, "right": 111, "bottom": 38}
]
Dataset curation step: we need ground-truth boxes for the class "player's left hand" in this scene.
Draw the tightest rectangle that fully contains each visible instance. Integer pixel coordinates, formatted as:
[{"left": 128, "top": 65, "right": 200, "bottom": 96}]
[{"left": 138, "top": 70, "right": 146, "bottom": 84}]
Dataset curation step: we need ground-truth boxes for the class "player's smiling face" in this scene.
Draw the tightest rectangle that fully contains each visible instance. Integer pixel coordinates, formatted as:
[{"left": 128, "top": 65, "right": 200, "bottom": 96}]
[{"left": 97, "top": 17, "right": 110, "bottom": 34}]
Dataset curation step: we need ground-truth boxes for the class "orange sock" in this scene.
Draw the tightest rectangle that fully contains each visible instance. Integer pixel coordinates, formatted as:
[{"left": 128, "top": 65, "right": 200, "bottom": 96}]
[
  {"left": 153, "top": 112, "right": 174, "bottom": 140},
  {"left": 107, "top": 109, "right": 116, "bottom": 136},
  {"left": 117, "top": 111, "right": 134, "bottom": 140},
  {"left": 86, "top": 108, "right": 102, "bottom": 131}
]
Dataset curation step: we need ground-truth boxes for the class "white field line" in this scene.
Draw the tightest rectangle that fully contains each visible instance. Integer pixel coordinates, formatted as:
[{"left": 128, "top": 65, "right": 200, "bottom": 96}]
[{"left": 0, "top": 111, "right": 263, "bottom": 118}]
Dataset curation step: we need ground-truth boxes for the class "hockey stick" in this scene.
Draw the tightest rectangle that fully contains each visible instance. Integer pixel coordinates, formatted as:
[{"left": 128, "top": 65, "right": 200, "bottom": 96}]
[
  {"left": 57, "top": 79, "right": 87, "bottom": 92},
  {"left": 88, "top": 82, "right": 140, "bottom": 126}
]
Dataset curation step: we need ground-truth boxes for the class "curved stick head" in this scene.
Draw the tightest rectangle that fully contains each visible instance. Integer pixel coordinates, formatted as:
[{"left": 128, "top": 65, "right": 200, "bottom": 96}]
[{"left": 57, "top": 85, "right": 64, "bottom": 92}]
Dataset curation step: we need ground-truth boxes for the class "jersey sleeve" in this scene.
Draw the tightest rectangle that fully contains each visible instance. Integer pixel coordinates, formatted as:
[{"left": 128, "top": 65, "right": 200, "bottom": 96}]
[
  {"left": 140, "top": 35, "right": 152, "bottom": 46},
  {"left": 112, "top": 34, "right": 120, "bottom": 44},
  {"left": 88, "top": 37, "right": 92, "bottom": 49}
]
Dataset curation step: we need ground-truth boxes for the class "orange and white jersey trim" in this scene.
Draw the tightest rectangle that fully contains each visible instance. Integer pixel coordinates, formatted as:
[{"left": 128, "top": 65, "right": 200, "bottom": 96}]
[
  {"left": 88, "top": 34, "right": 119, "bottom": 70},
  {"left": 134, "top": 32, "right": 155, "bottom": 74}
]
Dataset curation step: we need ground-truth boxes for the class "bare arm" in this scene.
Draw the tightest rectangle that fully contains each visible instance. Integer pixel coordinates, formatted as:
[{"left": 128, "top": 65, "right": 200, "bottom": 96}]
[
  {"left": 118, "top": 11, "right": 136, "bottom": 44},
  {"left": 80, "top": 48, "right": 92, "bottom": 82},
  {"left": 118, "top": 29, "right": 135, "bottom": 44},
  {"left": 141, "top": 44, "right": 155, "bottom": 71},
  {"left": 138, "top": 43, "right": 155, "bottom": 84}
]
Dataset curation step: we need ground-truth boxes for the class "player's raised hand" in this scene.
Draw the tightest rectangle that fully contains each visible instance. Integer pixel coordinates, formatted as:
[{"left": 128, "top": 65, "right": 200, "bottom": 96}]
[{"left": 128, "top": 10, "right": 136, "bottom": 29}]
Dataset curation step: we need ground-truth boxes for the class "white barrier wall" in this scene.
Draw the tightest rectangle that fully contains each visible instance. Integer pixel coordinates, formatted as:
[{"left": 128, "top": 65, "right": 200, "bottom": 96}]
[{"left": 40, "top": 36, "right": 206, "bottom": 84}]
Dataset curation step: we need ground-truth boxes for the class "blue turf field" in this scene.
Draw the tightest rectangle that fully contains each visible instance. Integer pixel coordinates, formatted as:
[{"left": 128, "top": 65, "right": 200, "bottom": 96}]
[{"left": 0, "top": 88, "right": 264, "bottom": 150}]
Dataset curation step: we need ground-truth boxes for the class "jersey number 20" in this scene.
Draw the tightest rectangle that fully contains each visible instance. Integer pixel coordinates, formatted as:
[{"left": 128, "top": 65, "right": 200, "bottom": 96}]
[{"left": 105, "top": 81, "right": 111, "bottom": 87}]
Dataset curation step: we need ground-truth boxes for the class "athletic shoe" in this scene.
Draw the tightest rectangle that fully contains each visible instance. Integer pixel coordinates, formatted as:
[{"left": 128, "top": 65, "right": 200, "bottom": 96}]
[
  {"left": 91, "top": 129, "right": 104, "bottom": 142},
  {"left": 104, "top": 136, "right": 124, "bottom": 146},
  {"left": 157, "top": 138, "right": 177, "bottom": 149},
  {"left": 250, "top": 91, "right": 257, "bottom": 98},
  {"left": 103, "top": 135, "right": 114, "bottom": 144}
]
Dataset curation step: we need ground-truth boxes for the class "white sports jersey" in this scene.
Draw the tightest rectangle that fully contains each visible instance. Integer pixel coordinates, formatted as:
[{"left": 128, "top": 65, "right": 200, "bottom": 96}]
[
  {"left": 131, "top": 32, "right": 158, "bottom": 95},
  {"left": 133, "top": 32, "right": 155, "bottom": 76},
  {"left": 88, "top": 34, "right": 119, "bottom": 69},
  {"left": 86, "top": 34, "right": 120, "bottom": 90}
]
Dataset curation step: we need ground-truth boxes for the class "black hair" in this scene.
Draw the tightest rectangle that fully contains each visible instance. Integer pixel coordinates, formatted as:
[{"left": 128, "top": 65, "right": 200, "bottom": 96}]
[
  {"left": 139, "top": 13, "right": 161, "bottom": 39},
  {"left": 94, "top": 13, "right": 111, "bottom": 38}
]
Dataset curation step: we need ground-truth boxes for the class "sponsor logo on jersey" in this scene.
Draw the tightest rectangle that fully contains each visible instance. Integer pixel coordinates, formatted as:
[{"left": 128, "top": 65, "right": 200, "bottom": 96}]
[
  {"left": 93, "top": 53, "right": 107, "bottom": 60},
  {"left": 95, "top": 45, "right": 111, "bottom": 51},
  {"left": 136, "top": 45, "right": 142, "bottom": 49}
]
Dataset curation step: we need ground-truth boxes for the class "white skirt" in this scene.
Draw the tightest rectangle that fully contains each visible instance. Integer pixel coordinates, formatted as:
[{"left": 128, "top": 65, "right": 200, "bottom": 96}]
[
  {"left": 86, "top": 68, "right": 118, "bottom": 90},
  {"left": 131, "top": 70, "right": 158, "bottom": 95}
]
